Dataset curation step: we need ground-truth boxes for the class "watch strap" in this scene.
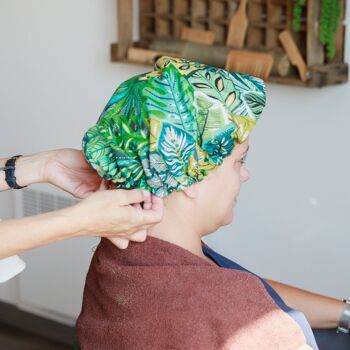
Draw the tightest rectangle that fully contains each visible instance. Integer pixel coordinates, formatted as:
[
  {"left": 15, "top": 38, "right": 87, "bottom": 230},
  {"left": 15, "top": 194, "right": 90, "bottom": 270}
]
[
  {"left": 4, "top": 155, "right": 26, "bottom": 189},
  {"left": 337, "top": 299, "right": 350, "bottom": 334}
]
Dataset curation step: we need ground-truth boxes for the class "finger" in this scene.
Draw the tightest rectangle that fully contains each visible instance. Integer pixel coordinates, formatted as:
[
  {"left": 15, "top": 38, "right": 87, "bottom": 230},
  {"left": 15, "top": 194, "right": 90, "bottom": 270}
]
[
  {"left": 108, "top": 237, "right": 130, "bottom": 249},
  {"left": 151, "top": 194, "right": 164, "bottom": 217},
  {"left": 118, "top": 189, "right": 151, "bottom": 205},
  {"left": 133, "top": 195, "right": 164, "bottom": 225},
  {"left": 143, "top": 192, "right": 152, "bottom": 210},
  {"left": 75, "top": 188, "right": 91, "bottom": 199},
  {"left": 127, "top": 230, "right": 147, "bottom": 242},
  {"left": 143, "top": 202, "right": 152, "bottom": 210},
  {"left": 132, "top": 203, "right": 142, "bottom": 210},
  {"left": 99, "top": 179, "right": 109, "bottom": 191}
]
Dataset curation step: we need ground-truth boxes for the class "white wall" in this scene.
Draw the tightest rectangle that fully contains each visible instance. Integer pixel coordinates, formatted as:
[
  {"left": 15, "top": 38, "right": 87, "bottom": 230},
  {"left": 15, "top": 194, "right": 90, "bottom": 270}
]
[
  {"left": 205, "top": 13, "right": 350, "bottom": 299},
  {"left": 0, "top": 0, "right": 349, "bottom": 314}
]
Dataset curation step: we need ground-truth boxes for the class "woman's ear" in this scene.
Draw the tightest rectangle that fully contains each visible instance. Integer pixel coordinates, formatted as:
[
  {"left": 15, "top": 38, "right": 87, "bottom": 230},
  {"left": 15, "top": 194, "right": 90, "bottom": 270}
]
[{"left": 183, "top": 182, "right": 199, "bottom": 199}]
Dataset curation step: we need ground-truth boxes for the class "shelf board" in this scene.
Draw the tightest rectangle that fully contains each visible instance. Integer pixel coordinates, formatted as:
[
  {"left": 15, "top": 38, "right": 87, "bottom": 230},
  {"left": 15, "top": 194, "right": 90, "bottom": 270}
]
[{"left": 110, "top": 43, "right": 348, "bottom": 88}]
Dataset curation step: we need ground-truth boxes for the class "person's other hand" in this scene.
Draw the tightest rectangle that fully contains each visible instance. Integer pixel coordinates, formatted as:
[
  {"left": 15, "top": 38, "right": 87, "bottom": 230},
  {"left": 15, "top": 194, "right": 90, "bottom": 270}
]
[
  {"left": 70, "top": 188, "right": 164, "bottom": 248},
  {"left": 107, "top": 192, "right": 162, "bottom": 249},
  {"left": 43, "top": 148, "right": 101, "bottom": 198}
]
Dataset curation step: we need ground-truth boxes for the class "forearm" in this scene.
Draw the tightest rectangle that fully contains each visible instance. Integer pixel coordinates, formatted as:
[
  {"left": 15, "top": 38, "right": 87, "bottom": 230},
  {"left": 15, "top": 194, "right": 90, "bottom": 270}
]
[
  {"left": 265, "top": 278, "right": 344, "bottom": 329},
  {"left": 0, "top": 205, "right": 87, "bottom": 259},
  {"left": 0, "top": 152, "right": 50, "bottom": 191}
]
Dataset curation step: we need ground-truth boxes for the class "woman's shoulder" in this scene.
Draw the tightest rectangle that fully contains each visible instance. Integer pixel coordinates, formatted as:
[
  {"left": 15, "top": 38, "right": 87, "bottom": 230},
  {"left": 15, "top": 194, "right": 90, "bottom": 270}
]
[
  {"left": 202, "top": 244, "right": 287, "bottom": 306},
  {"left": 202, "top": 244, "right": 319, "bottom": 349},
  {"left": 202, "top": 244, "right": 247, "bottom": 271}
]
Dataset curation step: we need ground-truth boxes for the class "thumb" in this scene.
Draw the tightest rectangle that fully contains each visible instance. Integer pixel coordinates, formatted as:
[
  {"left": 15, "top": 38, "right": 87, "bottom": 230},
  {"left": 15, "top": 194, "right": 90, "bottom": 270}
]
[{"left": 99, "top": 179, "right": 109, "bottom": 191}]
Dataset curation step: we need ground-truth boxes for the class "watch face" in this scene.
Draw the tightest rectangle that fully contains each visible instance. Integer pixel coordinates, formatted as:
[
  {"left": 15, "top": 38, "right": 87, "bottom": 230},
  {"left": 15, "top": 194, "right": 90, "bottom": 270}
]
[{"left": 338, "top": 301, "right": 350, "bottom": 333}]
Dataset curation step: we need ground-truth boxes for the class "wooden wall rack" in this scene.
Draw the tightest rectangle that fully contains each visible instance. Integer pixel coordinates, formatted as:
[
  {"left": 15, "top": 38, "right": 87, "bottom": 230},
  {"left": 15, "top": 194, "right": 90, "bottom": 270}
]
[{"left": 111, "top": 0, "right": 348, "bottom": 87}]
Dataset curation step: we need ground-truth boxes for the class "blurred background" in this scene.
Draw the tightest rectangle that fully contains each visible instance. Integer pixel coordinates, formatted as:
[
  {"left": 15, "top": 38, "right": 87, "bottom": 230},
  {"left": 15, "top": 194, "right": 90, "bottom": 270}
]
[{"left": 0, "top": 0, "right": 349, "bottom": 349}]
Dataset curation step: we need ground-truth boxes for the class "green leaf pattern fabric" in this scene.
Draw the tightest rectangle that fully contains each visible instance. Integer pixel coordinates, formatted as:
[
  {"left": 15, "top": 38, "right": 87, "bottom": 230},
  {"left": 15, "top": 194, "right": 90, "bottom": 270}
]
[{"left": 82, "top": 56, "right": 266, "bottom": 197}]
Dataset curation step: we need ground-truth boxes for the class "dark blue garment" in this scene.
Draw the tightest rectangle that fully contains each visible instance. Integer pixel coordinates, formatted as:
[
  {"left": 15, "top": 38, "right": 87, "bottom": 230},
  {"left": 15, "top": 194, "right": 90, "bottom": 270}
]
[{"left": 202, "top": 245, "right": 319, "bottom": 350}]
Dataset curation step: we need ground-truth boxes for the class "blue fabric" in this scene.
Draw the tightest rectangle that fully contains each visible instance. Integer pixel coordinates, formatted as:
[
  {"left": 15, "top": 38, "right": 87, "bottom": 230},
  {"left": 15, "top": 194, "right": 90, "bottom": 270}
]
[{"left": 202, "top": 245, "right": 319, "bottom": 350}]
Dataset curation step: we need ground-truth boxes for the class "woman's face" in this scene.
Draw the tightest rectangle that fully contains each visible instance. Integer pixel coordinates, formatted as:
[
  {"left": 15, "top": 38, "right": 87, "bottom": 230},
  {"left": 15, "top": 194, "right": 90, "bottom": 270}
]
[{"left": 192, "top": 140, "right": 250, "bottom": 235}]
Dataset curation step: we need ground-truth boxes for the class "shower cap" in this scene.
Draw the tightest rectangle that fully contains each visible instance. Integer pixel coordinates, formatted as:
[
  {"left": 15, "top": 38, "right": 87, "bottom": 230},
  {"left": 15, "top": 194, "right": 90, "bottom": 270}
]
[{"left": 82, "top": 56, "right": 266, "bottom": 197}]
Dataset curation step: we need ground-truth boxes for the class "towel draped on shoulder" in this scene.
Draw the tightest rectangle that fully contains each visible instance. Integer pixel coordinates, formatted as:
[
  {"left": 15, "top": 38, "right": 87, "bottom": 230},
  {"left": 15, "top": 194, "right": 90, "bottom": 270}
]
[{"left": 77, "top": 237, "right": 312, "bottom": 350}]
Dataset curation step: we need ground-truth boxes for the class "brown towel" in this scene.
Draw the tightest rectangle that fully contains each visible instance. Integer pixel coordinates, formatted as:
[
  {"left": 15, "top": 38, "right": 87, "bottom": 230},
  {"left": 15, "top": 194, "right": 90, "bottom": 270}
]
[{"left": 77, "top": 237, "right": 311, "bottom": 350}]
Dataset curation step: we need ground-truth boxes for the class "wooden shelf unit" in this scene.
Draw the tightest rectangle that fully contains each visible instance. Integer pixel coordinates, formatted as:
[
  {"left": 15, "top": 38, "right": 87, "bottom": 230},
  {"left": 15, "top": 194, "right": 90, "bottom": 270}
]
[{"left": 113, "top": 0, "right": 348, "bottom": 87}]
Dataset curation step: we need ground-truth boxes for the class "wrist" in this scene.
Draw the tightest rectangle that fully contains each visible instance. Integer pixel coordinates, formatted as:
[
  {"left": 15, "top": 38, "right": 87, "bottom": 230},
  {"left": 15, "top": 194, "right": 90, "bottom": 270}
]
[
  {"left": 15, "top": 151, "right": 52, "bottom": 187},
  {"left": 61, "top": 202, "right": 92, "bottom": 238}
]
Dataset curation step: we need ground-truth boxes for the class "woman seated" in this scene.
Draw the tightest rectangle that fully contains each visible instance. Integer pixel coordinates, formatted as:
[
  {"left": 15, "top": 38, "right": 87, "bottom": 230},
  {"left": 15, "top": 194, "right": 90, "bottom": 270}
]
[{"left": 76, "top": 57, "right": 340, "bottom": 349}]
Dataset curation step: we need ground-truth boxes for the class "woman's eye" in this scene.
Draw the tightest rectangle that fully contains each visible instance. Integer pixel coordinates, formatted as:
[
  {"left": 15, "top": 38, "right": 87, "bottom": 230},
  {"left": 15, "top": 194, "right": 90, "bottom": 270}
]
[
  {"left": 234, "top": 159, "right": 245, "bottom": 166},
  {"left": 240, "top": 154, "right": 247, "bottom": 164},
  {"left": 234, "top": 154, "right": 247, "bottom": 166}
]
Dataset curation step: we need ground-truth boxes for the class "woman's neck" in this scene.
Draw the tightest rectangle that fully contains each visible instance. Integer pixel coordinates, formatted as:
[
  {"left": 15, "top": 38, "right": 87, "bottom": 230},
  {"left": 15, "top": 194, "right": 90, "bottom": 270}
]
[{"left": 147, "top": 206, "right": 207, "bottom": 262}]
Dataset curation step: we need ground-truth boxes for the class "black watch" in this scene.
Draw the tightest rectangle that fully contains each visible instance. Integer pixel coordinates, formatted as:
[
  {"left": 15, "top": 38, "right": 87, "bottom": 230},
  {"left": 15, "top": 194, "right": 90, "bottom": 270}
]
[{"left": 4, "top": 155, "right": 27, "bottom": 189}]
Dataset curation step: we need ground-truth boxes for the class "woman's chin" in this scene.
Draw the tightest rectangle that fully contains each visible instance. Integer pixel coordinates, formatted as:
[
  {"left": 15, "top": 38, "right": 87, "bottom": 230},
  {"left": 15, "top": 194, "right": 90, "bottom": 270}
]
[{"left": 222, "top": 211, "right": 234, "bottom": 226}]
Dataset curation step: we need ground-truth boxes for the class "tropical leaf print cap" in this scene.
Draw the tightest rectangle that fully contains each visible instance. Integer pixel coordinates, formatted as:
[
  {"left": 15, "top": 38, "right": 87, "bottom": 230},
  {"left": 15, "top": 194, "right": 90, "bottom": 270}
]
[{"left": 82, "top": 56, "right": 266, "bottom": 197}]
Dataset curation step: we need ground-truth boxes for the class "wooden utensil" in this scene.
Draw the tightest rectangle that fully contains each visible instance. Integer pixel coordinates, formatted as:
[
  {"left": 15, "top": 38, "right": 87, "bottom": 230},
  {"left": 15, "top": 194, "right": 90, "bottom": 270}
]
[
  {"left": 180, "top": 27, "right": 215, "bottom": 46},
  {"left": 226, "top": 0, "right": 248, "bottom": 48},
  {"left": 127, "top": 47, "right": 180, "bottom": 65},
  {"left": 117, "top": 0, "right": 133, "bottom": 60},
  {"left": 270, "top": 48, "right": 291, "bottom": 77},
  {"left": 181, "top": 42, "right": 229, "bottom": 67},
  {"left": 225, "top": 50, "right": 274, "bottom": 80},
  {"left": 279, "top": 30, "right": 309, "bottom": 82},
  {"left": 150, "top": 39, "right": 289, "bottom": 77}
]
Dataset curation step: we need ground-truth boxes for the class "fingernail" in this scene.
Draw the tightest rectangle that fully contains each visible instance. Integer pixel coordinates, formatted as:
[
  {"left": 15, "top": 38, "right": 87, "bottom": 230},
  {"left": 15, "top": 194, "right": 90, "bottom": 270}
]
[
  {"left": 144, "top": 202, "right": 152, "bottom": 210},
  {"left": 120, "top": 240, "right": 129, "bottom": 249},
  {"left": 142, "top": 190, "right": 151, "bottom": 200}
]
